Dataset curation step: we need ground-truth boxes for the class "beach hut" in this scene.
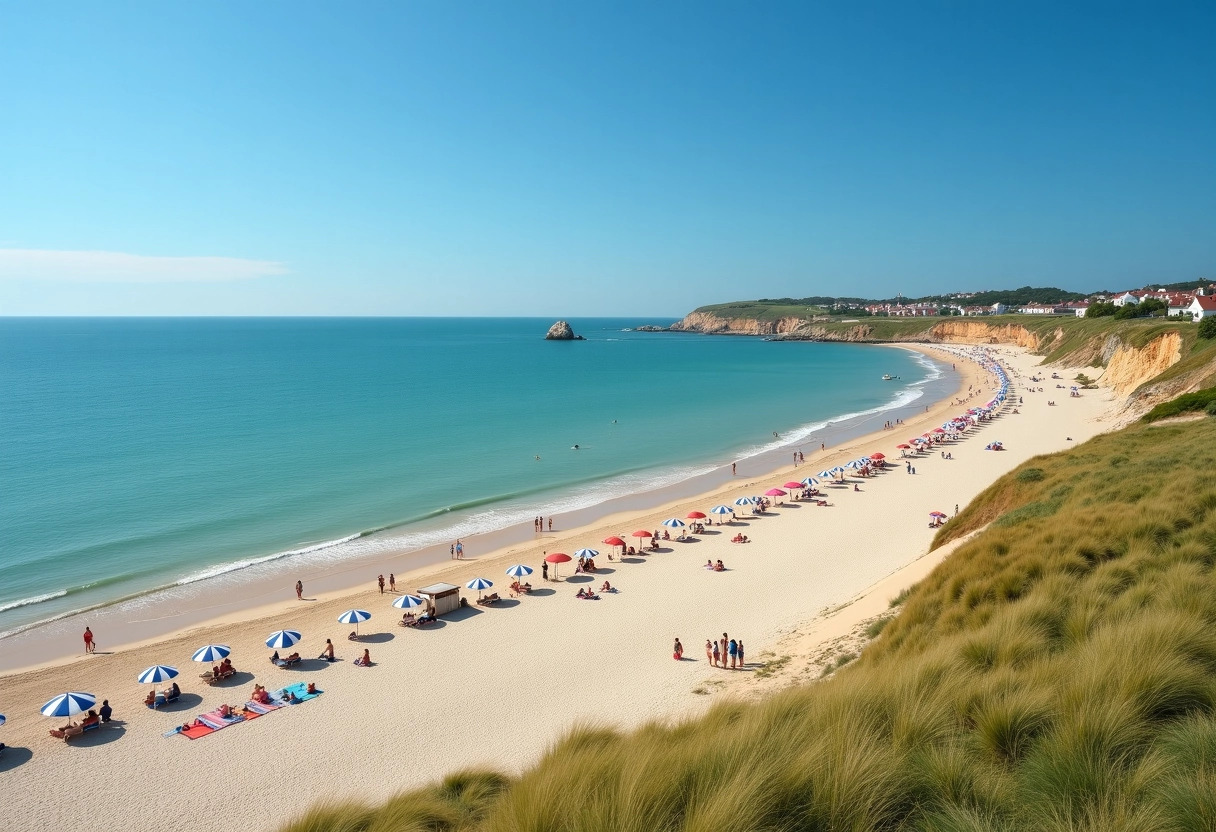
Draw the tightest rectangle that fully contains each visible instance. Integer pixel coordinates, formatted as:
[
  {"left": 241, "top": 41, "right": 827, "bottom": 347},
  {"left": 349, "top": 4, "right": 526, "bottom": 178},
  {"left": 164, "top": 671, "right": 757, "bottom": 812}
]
[{"left": 417, "top": 582, "right": 462, "bottom": 616}]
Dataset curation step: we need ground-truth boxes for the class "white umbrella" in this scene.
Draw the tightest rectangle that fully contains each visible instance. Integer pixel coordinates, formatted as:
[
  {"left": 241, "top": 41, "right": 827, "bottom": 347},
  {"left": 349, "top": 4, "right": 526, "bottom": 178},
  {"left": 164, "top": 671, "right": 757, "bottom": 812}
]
[
  {"left": 191, "top": 644, "right": 231, "bottom": 663},
  {"left": 661, "top": 518, "right": 685, "bottom": 528},
  {"left": 137, "top": 665, "right": 179, "bottom": 685},
  {"left": 337, "top": 609, "right": 372, "bottom": 635},
  {"left": 572, "top": 548, "right": 598, "bottom": 559},
  {"left": 392, "top": 594, "right": 425, "bottom": 609},
  {"left": 466, "top": 577, "right": 493, "bottom": 599},
  {"left": 505, "top": 564, "right": 533, "bottom": 578},
  {"left": 266, "top": 630, "right": 302, "bottom": 649},
  {"left": 709, "top": 505, "right": 732, "bottom": 515},
  {"left": 41, "top": 692, "right": 95, "bottom": 718}
]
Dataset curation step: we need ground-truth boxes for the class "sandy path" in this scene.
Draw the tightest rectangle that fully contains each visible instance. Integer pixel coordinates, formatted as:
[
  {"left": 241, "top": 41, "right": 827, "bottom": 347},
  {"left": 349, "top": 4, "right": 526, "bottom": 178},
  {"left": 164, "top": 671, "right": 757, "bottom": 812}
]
[{"left": 0, "top": 345, "right": 1116, "bottom": 832}]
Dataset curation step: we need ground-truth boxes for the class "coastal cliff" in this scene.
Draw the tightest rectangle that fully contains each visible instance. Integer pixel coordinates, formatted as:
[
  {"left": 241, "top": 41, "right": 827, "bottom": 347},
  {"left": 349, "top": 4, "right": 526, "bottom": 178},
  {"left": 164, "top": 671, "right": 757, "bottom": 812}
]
[{"left": 669, "top": 311, "right": 808, "bottom": 335}]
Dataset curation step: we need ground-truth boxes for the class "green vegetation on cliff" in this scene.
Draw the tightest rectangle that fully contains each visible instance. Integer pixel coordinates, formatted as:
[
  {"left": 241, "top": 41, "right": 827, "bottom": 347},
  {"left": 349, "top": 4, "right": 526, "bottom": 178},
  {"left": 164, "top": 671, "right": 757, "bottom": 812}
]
[{"left": 285, "top": 413, "right": 1216, "bottom": 832}]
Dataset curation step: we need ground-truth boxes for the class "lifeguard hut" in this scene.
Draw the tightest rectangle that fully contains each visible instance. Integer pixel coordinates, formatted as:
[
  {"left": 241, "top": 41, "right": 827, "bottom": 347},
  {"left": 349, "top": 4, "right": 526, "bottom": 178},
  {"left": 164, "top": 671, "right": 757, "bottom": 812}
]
[{"left": 417, "top": 582, "right": 462, "bottom": 616}]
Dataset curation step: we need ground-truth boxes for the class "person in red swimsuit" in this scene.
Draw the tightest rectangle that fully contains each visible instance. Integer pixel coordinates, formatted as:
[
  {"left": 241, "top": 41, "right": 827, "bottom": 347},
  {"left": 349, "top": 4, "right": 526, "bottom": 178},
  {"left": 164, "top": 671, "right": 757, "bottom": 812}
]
[{"left": 83, "top": 626, "right": 95, "bottom": 654}]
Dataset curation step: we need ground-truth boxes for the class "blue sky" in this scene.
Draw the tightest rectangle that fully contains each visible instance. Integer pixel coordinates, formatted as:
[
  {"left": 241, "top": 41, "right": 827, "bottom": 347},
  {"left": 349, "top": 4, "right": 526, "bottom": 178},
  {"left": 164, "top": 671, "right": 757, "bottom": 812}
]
[{"left": 1, "top": 2, "right": 1213, "bottom": 316}]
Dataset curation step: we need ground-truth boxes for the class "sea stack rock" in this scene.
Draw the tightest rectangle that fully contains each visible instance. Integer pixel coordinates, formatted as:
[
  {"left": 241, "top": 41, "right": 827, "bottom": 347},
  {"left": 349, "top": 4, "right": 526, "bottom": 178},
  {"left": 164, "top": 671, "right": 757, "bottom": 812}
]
[{"left": 545, "top": 320, "right": 584, "bottom": 340}]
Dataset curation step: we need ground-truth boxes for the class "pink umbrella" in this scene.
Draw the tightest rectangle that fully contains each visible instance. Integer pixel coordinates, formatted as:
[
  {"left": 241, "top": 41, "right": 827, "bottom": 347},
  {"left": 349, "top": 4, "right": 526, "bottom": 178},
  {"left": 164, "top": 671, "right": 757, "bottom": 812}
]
[
  {"left": 765, "top": 488, "right": 786, "bottom": 496},
  {"left": 783, "top": 482, "right": 803, "bottom": 489}
]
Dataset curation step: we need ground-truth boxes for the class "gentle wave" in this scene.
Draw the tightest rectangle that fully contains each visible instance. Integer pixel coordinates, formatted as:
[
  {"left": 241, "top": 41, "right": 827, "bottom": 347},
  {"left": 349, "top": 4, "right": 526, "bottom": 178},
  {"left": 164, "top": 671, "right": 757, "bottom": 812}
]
[
  {"left": 0, "top": 590, "right": 68, "bottom": 615},
  {"left": 171, "top": 533, "right": 363, "bottom": 586}
]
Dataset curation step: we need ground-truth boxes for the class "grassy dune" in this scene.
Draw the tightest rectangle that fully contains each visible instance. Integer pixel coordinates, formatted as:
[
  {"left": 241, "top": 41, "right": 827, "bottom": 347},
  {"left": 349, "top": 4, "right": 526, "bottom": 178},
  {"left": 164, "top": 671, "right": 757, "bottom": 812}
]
[{"left": 285, "top": 416, "right": 1216, "bottom": 832}]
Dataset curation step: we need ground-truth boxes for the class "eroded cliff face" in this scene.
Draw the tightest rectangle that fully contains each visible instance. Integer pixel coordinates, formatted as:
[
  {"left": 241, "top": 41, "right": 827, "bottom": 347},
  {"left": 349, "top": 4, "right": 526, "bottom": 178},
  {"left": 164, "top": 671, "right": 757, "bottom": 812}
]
[
  {"left": 926, "top": 321, "right": 1044, "bottom": 350},
  {"left": 670, "top": 312, "right": 808, "bottom": 335},
  {"left": 1101, "top": 332, "right": 1183, "bottom": 394}
]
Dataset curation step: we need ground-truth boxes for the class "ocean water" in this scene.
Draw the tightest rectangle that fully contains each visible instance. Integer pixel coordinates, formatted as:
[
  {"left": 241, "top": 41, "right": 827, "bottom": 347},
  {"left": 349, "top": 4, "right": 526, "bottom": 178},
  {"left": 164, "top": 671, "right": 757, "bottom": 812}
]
[{"left": 0, "top": 317, "right": 937, "bottom": 636}]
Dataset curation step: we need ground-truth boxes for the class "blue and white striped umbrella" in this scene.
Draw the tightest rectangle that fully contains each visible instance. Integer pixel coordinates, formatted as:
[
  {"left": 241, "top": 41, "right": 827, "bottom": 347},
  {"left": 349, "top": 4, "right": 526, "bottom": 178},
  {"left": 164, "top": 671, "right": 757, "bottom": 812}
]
[
  {"left": 817, "top": 470, "right": 834, "bottom": 478},
  {"left": 266, "top": 629, "right": 302, "bottom": 649},
  {"left": 572, "top": 549, "right": 598, "bottom": 559},
  {"left": 191, "top": 644, "right": 231, "bottom": 663},
  {"left": 337, "top": 609, "right": 372, "bottom": 625},
  {"left": 0, "top": 713, "right": 6, "bottom": 726},
  {"left": 505, "top": 564, "right": 533, "bottom": 578},
  {"left": 709, "top": 505, "right": 733, "bottom": 515},
  {"left": 844, "top": 459, "right": 863, "bottom": 468},
  {"left": 466, "top": 577, "right": 493, "bottom": 590},
  {"left": 734, "top": 497, "right": 757, "bottom": 506},
  {"left": 662, "top": 518, "right": 685, "bottom": 528},
  {"left": 41, "top": 692, "right": 95, "bottom": 718},
  {"left": 829, "top": 466, "right": 846, "bottom": 475},
  {"left": 137, "top": 665, "right": 179, "bottom": 684},
  {"left": 392, "top": 594, "right": 425, "bottom": 609},
  {"left": 801, "top": 477, "right": 819, "bottom": 487}
]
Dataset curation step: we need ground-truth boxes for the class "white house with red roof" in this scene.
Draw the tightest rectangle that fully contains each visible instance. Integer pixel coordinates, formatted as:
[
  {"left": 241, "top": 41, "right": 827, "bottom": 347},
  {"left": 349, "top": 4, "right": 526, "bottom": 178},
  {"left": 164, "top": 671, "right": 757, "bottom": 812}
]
[{"left": 1189, "top": 295, "right": 1216, "bottom": 321}]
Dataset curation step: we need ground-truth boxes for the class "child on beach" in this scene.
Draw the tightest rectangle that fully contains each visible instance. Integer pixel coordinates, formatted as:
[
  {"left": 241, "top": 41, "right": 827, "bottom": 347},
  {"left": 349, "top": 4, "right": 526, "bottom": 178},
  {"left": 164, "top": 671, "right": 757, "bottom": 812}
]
[
  {"left": 705, "top": 639, "right": 714, "bottom": 663},
  {"left": 673, "top": 638, "right": 683, "bottom": 660},
  {"left": 712, "top": 639, "right": 721, "bottom": 667}
]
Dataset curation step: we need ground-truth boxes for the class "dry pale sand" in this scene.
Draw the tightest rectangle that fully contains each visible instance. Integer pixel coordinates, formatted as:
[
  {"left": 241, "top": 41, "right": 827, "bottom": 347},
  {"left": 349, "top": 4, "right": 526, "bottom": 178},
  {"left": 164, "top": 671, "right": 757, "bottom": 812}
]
[{"left": 0, "top": 345, "right": 1118, "bottom": 832}]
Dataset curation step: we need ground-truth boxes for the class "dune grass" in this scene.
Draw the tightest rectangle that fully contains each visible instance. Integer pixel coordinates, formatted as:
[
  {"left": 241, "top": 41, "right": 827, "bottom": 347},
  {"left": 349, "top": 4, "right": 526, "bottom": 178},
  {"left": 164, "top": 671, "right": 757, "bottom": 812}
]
[{"left": 284, "top": 416, "right": 1216, "bottom": 832}]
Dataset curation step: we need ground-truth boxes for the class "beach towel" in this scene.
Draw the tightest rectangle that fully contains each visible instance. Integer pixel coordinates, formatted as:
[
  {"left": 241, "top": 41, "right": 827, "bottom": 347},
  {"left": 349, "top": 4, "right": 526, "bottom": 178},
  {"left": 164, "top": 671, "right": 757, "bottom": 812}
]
[
  {"left": 180, "top": 723, "right": 214, "bottom": 740},
  {"left": 244, "top": 701, "right": 282, "bottom": 715},
  {"left": 279, "top": 682, "right": 323, "bottom": 702}
]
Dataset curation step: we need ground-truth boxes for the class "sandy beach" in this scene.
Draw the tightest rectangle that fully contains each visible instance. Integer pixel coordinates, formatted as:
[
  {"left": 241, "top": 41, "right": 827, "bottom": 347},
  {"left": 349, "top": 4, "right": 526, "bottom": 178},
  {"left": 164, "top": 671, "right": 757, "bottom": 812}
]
[{"left": 0, "top": 344, "right": 1119, "bottom": 832}]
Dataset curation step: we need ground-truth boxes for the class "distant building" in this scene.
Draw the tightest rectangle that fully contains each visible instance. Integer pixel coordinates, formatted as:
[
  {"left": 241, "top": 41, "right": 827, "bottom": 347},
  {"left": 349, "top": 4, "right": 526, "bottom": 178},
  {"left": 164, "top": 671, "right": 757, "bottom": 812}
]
[
  {"left": 1190, "top": 296, "right": 1216, "bottom": 321},
  {"left": 991, "top": 302, "right": 1008, "bottom": 315},
  {"left": 1072, "top": 301, "right": 1091, "bottom": 318},
  {"left": 1113, "top": 292, "right": 1140, "bottom": 307}
]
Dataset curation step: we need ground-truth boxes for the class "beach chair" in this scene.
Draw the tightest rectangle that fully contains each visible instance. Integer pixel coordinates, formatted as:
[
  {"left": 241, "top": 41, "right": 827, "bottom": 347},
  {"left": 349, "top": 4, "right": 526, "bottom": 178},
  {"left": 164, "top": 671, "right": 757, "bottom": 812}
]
[{"left": 274, "top": 656, "right": 301, "bottom": 669}]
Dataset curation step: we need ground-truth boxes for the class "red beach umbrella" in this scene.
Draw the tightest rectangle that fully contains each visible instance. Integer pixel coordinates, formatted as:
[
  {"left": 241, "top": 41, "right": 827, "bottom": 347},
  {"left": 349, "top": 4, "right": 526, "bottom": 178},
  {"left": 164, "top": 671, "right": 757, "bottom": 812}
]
[
  {"left": 932, "top": 428, "right": 946, "bottom": 434},
  {"left": 922, "top": 433, "right": 932, "bottom": 438},
  {"left": 929, "top": 511, "right": 947, "bottom": 517},
  {"left": 631, "top": 530, "right": 652, "bottom": 538},
  {"left": 603, "top": 536, "right": 625, "bottom": 546},
  {"left": 544, "top": 552, "right": 572, "bottom": 579},
  {"left": 686, "top": 511, "right": 707, "bottom": 519},
  {"left": 896, "top": 444, "right": 911, "bottom": 449},
  {"left": 869, "top": 453, "right": 885, "bottom": 460}
]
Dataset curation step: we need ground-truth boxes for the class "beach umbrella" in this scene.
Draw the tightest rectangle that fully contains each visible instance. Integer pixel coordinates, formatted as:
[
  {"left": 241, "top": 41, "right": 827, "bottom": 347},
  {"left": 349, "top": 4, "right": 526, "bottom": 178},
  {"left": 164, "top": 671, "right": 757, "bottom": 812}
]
[
  {"left": 783, "top": 482, "right": 803, "bottom": 490},
  {"left": 932, "top": 428, "right": 946, "bottom": 434},
  {"left": 765, "top": 488, "right": 786, "bottom": 496},
  {"left": 466, "top": 577, "right": 493, "bottom": 598},
  {"left": 392, "top": 594, "right": 425, "bottom": 609},
  {"left": 41, "top": 692, "right": 95, "bottom": 719},
  {"left": 544, "top": 552, "right": 572, "bottom": 578},
  {"left": 137, "top": 665, "right": 179, "bottom": 685},
  {"left": 662, "top": 518, "right": 685, "bottom": 528},
  {"left": 603, "top": 535, "right": 625, "bottom": 546},
  {"left": 844, "top": 459, "right": 862, "bottom": 469},
  {"left": 631, "top": 529, "right": 652, "bottom": 538},
  {"left": 929, "top": 511, "right": 947, "bottom": 517},
  {"left": 0, "top": 714, "right": 5, "bottom": 727},
  {"left": 870, "top": 453, "right": 885, "bottom": 460},
  {"left": 337, "top": 609, "right": 372, "bottom": 635},
  {"left": 709, "top": 505, "right": 732, "bottom": 514},
  {"left": 734, "top": 496, "right": 757, "bottom": 506},
  {"left": 829, "top": 467, "right": 845, "bottom": 476},
  {"left": 191, "top": 644, "right": 231, "bottom": 663},
  {"left": 505, "top": 564, "right": 533, "bottom": 579},
  {"left": 573, "top": 548, "right": 599, "bottom": 559},
  {"left": 817, "top": 470, "right": 834, "bottom": 479},
  {"left": 266, "top": 629, "right": 302, "bottom": 650},
  {"left": 686, "top": 511, "right": 707, "bottom": 519},
  {"left": 800, "top": 477, "right": 819, "bottom": 488}
]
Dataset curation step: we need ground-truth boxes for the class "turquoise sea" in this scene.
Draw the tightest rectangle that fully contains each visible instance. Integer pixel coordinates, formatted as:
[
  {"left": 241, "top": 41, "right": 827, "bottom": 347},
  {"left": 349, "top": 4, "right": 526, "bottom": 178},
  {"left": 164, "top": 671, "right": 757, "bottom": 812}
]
[{"left": 0, "top": 318, "right": 940, "bottom": 637}]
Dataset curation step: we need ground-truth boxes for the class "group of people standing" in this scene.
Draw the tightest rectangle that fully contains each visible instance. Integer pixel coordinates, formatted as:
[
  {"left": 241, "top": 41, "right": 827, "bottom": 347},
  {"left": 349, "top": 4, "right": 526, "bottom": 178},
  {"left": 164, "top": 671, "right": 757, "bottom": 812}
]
[
  {"left": 533, "top": 516, "right": 553, "bottom": 532},
  {"left": 702, "top": 632, "right": 744, "bottom": 669},
  {"left": 376, "top": 573, "right": 396, "bottom": 593}
]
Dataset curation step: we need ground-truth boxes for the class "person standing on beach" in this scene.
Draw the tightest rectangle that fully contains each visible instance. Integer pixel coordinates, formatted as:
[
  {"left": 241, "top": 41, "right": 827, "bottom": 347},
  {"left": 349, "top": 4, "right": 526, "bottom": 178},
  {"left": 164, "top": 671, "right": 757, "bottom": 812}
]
[
  {"left": 377, "top": 574, "right": 385, "bottom": 594},
  {"left": 728, "top": 638, "right": 738, "bottom": 669},
  {"left": 450, "top": 543, "right": 455, "bottom": 558},
  {"left": 455, "top": 540, "right": 464, "bottom": 559},
  {"left": 541, "top": 560, "right": 549, "bottom": 581},
  {"left": 731, "top": 462, "right": 736, "bottom": 475},
  {"left": 389, "top": 573, "right": 396, "bottom": 592},
  {"left": 705, "top": 639, "right": 714, "bottom": 663},
  {"left": 673, "top": 638, "right": 683, "bottom": 660},
  {"left": 737, "top": 640, "right": 745, "bottom": 667},
  {"left": 83, "top": 626, "right": 95, "bottom": 654},
  {"left": 548, "top": 517, "right": 553, "bottom": 531},
  {"left": 711, "top": 639, "right": 720, "bottom": 667},
  {"left": 295, "top": 580, "right": 303, "bottom": 600},
  {"left": 720, "top": 633, "right": 728, "bottom": 668}
]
